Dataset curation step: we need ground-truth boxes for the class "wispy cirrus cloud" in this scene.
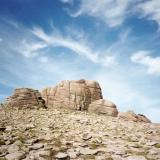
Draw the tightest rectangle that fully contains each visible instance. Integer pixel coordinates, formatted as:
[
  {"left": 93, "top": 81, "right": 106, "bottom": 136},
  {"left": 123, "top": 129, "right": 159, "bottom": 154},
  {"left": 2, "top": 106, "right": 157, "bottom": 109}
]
[
  {"left": 65, "top": 0, "right": 133, "bottom": 27},
  {"left": 16, "top": 40, "right": 47, "bottom": 58},
  {"left": 0, "top": 18, "right": 160, "bottom": 122},
  {"left": 131, "top": 50, "right": 160, "bottom": 75},
  {"left": 31, "top": 27, "right": 99, "bottom": 63},
  {"left": 137, "top": 0, "right": 160, "bottom": 27},
  {"left": 1, "top": 18, "right": 119, "bottom": 69},
  {"left": 31, "top": 26, "right": 118, "bottom": 66},
  {"left": 61, "top": 0, "right": 160, "bottom": 28},
  {"left": 0, "top": 19, "right": 118, "bottom": 90}
]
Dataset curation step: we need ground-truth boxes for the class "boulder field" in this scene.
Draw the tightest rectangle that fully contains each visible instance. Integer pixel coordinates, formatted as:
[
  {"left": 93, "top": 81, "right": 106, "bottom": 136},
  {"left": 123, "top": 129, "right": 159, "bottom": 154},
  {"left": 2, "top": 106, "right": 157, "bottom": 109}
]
[
  {"left": 5, "top": 79, "right": 151, "bottom": 123},
  {"left": 0, "top": 108, "right": 160, "bottom": 160},
  {"left": 1, "top": 79, "right": 160, "bottom": 160}
]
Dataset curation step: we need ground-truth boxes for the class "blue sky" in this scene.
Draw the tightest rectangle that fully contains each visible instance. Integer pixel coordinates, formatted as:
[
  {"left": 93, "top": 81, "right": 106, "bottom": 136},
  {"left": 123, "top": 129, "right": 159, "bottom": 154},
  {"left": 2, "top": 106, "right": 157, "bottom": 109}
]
[{"left": 0, "top": 0, "right": 160, "bottom": 122}]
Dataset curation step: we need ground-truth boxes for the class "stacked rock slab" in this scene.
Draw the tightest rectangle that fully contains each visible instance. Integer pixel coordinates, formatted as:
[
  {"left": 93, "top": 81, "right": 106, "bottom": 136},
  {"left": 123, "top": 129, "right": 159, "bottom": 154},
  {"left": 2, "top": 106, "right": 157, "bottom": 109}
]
[
  {"left": 118, "top": 111, "right": 151, "bottom": 123},
  {"left": 41, "top": 79, "right": 103, "bottom": 110},
  {"left": 6, "top": 88, "right": 45, "bottom": 108},
  {"left": 88, "top": 99, "right": 118, "bottom": 117}
]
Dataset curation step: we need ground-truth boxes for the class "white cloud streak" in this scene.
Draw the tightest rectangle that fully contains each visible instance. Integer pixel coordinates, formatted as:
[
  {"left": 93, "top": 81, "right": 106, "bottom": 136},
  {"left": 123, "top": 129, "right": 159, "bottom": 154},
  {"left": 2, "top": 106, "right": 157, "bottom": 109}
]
[
  {"left": 61, "top": 0, "right": 160, "bottom": 28},
  {"left": 0, "top": 21, "right": 118, "bottom": 90},
  {"left": 131, "top": 50, "right": 160, "bottom": 75},
  {"left": 31, "top": 27, "right": 117, "bottom": 66},
  {"left": 16, "top": 40, "right": 47, "bottom": 58},
  {"left": 137, "top": 0, "right": 160, "bottom": 27},
  {"left": 68, "top": 0, "right": 132, "bottom": 27},
  {"left": 0, "top": 19, "right": 160, "bottom": 122},
  {"left": 31, "top": 27, "right": 99, "bottom": 63}
]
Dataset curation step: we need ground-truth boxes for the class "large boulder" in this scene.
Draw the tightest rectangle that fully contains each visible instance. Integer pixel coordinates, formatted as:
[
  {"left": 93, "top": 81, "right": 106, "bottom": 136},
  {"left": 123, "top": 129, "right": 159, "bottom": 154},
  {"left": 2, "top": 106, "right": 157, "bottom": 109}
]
[
  {"left": 118, "top": 111, "right": 151, "bottom": 123},
  {"left": 5, "top": 88, "right": 46, "bottom": 108},
  {"left": 137, "top": 114, "right": 151, "bottom": 123},
  {"left": 41, "top": 79, "right": 103, "bottom": 110},
  {"left": 88, "top": 99, "right": 118, "bottom": 117}
]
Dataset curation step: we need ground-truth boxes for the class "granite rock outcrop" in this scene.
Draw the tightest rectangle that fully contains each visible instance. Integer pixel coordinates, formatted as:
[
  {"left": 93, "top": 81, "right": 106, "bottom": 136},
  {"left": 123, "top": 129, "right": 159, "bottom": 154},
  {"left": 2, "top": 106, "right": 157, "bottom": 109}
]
[
  {"left": 41, "top": 79, "right": 102, "bottom": 110},
  {"left": 88, "top": 99, "right": 118, "bottom": 117},
  {"left": 3, "top": 79, "right": 151, "bottom": 123},
  {"left": 118, "top": 110, "right": 151, "bottom": 123},
  {"left": 6, "top": 88, "right": 45, "bottom": 108}
]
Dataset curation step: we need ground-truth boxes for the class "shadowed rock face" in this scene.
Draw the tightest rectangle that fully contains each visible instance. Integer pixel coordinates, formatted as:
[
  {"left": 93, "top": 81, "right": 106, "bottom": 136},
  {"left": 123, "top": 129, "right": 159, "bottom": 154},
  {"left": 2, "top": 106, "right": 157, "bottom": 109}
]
[
  {"left": 41, "top": 79, "right": 103, "bottom": 110},
  {"left": 6, "top": 88, "right": 45, "bottom": 108},
  {"left": 118, "top": 111, "right": 151, "bottom": 123},
  {"left": 88, "top": 99, "right": 118, "bottom": 117}
]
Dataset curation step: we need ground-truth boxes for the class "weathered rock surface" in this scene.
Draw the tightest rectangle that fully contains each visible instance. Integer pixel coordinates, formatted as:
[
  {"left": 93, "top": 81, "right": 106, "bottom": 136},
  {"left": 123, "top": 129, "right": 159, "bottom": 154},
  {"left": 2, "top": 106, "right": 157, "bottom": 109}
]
[
  {"left": 88, "top": 99, "right": 118, "bottom": 117},
  {"left": 3, "top": 80, "right": 151, "bottom": 122},
  {"left": 55, "top": 152, "right": 69, "bottom": 159},
  {"left": 41, "top": 79, "right": 103, "bottom": 110},
  {"left": 0, "top": 107, "right": 159, "bottom": 160},
  {"left": 5, "top": 88, "right": 46, "bottom": 108},
  {"left": 118, "top": 110, "right": 151, "bottom": 123},
  {"left": 5, "top": 151, "right": 26, "bottom": 160},
  {"left": 137, "top": 113, "right": 152, "bottom": 123}
]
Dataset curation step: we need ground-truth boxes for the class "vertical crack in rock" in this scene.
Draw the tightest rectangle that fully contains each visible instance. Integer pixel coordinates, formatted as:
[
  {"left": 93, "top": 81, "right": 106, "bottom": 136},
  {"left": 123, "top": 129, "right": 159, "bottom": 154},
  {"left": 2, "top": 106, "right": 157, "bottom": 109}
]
[{"left": 41, "top": 79, "right": 103, "bottom": 110}]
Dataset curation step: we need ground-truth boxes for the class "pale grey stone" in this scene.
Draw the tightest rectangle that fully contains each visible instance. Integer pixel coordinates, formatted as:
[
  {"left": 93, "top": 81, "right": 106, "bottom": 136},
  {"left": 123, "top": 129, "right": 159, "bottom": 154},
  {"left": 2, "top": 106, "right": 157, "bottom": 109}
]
[
  {"left": 79, "top": 147, "right": 99, "bottom": 155},
  {"left": 5, "top": 151, "right": 25, "bottom": 160},
  {"left": 8, "top": 144, "right": 20, "bottom": 153},
  {"left": 29, "top": 143, "right": 44, "bottom": 150},
  {"left": 126, "top": 155, "right": 147, "bottom": 160},
  {"left": 55, "top": 152, "right": 68, "bottom": 159}
]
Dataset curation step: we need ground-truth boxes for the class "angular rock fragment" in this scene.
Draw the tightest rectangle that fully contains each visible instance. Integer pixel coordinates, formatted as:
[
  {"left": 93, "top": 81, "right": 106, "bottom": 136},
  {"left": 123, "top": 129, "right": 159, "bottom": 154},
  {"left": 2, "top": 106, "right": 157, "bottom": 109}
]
[
  {"left": 137, "top": 114, "right": 151, "bottom": 123},
  {"left": 55, "top": 152, "right": 68, "bottom": 159},
  {"left": 79, "top": 147, "right": 100, "bottom": 155},
  {"left": 88, "top": 99, "right": 118, "bottom": 117},
  {"left": 5, "top": 151, "right": 26, "bottom": 160},
  {"left": 118, "top": 110, "right": 151, "bottom": 123},
  {"left": 29, "top": 143, "right": 44, "bottom": 150}
]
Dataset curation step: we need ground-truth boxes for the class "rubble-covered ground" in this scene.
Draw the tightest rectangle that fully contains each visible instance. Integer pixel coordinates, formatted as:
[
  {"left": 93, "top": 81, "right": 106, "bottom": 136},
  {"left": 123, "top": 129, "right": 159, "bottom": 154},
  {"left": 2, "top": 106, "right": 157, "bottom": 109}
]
[{"left": 0, "top": 107, "right": 160, "bottom": 160}]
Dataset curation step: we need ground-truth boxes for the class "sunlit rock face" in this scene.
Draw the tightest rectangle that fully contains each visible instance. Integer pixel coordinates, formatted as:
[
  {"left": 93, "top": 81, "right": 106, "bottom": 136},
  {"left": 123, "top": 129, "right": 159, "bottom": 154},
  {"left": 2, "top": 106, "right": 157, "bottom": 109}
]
[
  {"left": 88, "top": 99, "right": 118, "bottom": 117},
  {"left": 3, "top": 80, "right": 151, "bottom": 122},
  {"left": 41, "top": 79, "right": 103, "bottom": 110},
  {"left": 5, "top": 88, "right": 45, "bottom": 108},
  {"left": 118, "top": 110, "right": 151, "bottom": 123}
]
